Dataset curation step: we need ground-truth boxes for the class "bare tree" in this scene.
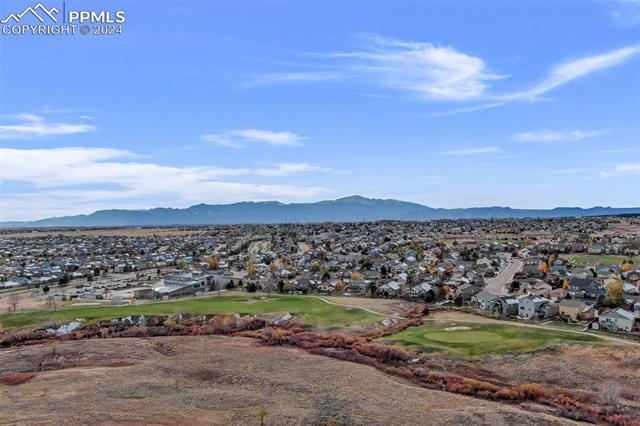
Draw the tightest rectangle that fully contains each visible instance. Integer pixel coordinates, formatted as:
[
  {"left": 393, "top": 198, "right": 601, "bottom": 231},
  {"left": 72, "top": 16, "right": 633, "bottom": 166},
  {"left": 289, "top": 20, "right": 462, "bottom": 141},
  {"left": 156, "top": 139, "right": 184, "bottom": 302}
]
[
  {"left": 8, "top": 293, "right": 19, "bottom": 312},
  {"left": 600, "top": 381, "right": 621, "bottom": 406},
  {"left": 46, "top": 295, "right": 57, "bottom": 311}
]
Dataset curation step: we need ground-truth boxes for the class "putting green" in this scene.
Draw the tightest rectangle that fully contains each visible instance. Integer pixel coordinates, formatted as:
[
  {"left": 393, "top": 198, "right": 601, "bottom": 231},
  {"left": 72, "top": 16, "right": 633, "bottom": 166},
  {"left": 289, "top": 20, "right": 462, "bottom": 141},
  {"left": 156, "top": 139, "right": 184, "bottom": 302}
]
[
  {"left": 423, "top": 329, "right": 502, "bottom": 344},
  {"left": 382, "top": 321, "right": 598, "bottom": 357}
]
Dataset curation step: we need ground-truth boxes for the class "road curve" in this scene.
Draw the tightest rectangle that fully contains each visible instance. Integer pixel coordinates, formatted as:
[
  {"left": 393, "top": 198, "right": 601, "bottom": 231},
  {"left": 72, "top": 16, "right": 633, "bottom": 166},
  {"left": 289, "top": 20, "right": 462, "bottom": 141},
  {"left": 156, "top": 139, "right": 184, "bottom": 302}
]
[{"left": 484, "top": 255, "right": 523, "bottom": 295}]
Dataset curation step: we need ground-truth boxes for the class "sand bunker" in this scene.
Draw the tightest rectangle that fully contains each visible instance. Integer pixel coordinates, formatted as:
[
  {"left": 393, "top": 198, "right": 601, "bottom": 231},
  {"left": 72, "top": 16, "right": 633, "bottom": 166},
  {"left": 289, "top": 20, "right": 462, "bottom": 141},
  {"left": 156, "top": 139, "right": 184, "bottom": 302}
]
[{"left": 444, "top": 326, "right": 472, "bottom": 331}]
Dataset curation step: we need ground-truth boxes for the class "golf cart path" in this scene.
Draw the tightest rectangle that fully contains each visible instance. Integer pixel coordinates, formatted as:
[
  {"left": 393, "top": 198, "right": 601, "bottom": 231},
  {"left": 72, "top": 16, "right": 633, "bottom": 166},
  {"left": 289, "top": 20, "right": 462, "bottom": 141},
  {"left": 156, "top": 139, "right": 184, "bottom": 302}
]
[{"left": 312, "top": 296, "right": 407, "bottom": 319}]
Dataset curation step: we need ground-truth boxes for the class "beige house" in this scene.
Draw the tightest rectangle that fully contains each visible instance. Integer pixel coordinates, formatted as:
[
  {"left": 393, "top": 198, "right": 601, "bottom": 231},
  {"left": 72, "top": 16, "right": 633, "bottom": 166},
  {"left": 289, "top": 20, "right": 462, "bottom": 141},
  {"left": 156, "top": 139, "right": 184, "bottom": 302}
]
[{"left": 559, "top": 299, "right": 597, "bottom": 322}]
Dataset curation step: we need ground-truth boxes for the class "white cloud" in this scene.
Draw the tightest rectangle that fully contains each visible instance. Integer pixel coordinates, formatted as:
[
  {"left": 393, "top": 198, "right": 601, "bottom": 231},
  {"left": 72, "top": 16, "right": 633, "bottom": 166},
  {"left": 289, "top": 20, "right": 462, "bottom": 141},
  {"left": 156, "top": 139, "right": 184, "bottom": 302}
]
[
  {"left": 255, "top": 163, "right": 330, "bottom": 176},
  {"left": 0, "top": 113, "right": 96, "bottom": 139},
  {"left": 0, "top": 147, "right": 330, "bottom": 220},
  {"left": 437, "top": 146, "right": 500, "bottom": 156},
  {"left": 441, "top": 45, "right": 640, "bottom": 115},
  {"left": 512, "top": 129, "right": 610, "bottom": 143},
  {"left": 600, "top": 163, "right": 640, "bottom": 177},
  {"left": 202, "top": 129, "right": 306, "bottom": 148},
  {"left": 512, "top": 45, "right": 640, "bottom": 101},
  {"left": 330, "top": 35, "right": 505, "bottom": 101}
]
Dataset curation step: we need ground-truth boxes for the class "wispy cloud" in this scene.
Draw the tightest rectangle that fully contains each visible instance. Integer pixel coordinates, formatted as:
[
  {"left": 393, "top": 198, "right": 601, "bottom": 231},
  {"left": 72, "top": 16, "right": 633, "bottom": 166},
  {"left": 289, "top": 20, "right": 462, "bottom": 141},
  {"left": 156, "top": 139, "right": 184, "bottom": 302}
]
[
  {"left": 327, "top": 35, "right": 506, "bottom": 101},
  {"left": 604, "top": 0, "right": 640, "bottom": 28},
  {"left": 437, "top": 146, "right": 500, "bottom": 156},
  {"left": 254, "top": 163, "right": 330, "bottom": 176},
  {"left": 442, "top": 45, "right": 640, "bottom": 114},
  {"left": 251, "top": 35, "right": 639, "bottom": 114},
  {"left": 600, "top": 163, "right": 640, "bottom": 177},
  {"left": 202, "top": 129, "right": 306, "bottom": 148},
  {"left": 0, "top": 113, "right": 96, "bottom": 139},
  {"left": 555, "top": 168, "right": 596, "bottom": 175},
  {"left": 242, "top": 72, "right": 343, "bottom": 87},
  {"left": 597, "top": 147, "right": 640, "bottom": 154},
  {"left": 0, "top": 147, "right": 330, "bottom": 220},
  {"left": 512, "top": 129, "right": 610, "bottom": 143}
]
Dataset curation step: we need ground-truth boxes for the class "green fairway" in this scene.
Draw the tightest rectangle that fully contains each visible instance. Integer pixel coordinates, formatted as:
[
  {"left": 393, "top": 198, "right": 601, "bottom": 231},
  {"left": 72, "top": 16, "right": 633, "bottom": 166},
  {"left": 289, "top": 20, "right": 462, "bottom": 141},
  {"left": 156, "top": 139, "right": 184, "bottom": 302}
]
[
  {"left": 563, "top": 254, "right": 640, "bottom": 266},
  {"left": 0, "top": 295, "right": 381, "bottom": 330},
  {"left": 382, "top": 321, "right": 598, "bottom": 356}
]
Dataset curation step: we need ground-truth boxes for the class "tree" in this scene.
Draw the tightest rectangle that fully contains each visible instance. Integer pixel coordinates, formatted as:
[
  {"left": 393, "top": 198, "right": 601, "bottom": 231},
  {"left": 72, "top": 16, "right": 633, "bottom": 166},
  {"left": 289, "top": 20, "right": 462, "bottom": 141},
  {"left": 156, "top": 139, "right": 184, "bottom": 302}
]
[
  {"left": 176, "top": 261, "right": 188, "bottom": 270},
  {"left": 247, "top": 262, "right": 256, "bottom": 277},
  {"left": 351, "top": 272, "right": 363, "bottom": 281},
  {"left": 246, "top": 282, "right": 258, "bottom": 293},
  {"left": 8, "top": 293, "right": 19, "bottom": 312},
  {"left": 311, "top": 260, "right": 320, "bottom": 272},
  {"left": 605, "top": 280, "right": 624, "bottom": 305},
  {"left": 562, "top": 279, "right": 569, "bottom": 290},
  {"left": 207, "top": 258, "right": 219, "bottom": 269},
  {"left": 600, "top": 381, "right": 621, "bottom": 406},
  {"left": 278, "top": 280, "right": 285, "bottom": 293},
  {"left": 257, "top": 406, "right": 268, "bottom": 426},
  {"left": 42, "top": 285, "right": 50, "bottom": 293},
  {"left": 335, "top": 281, "right": 345, "bottom": 292},
  {"left": 537, "top": 262, "right": 548, "bottom": 274},
  {"left": 283, "top": 280, "right": 293, "bottom": 293}
]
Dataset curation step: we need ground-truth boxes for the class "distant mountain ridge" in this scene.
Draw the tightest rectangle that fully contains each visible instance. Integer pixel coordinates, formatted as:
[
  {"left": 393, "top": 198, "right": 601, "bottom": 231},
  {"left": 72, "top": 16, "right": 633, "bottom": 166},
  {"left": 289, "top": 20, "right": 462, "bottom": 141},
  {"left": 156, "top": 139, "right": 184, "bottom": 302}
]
[{"left": 2, "top": 195, "right": 640, "bottom": 227}]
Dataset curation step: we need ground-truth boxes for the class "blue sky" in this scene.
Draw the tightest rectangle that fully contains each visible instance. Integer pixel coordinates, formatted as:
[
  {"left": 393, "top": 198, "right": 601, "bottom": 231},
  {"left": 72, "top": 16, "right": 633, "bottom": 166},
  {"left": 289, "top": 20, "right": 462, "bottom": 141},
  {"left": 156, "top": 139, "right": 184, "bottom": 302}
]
[{"left": 0, "top": 0, "right": 639, "bottom": 220}]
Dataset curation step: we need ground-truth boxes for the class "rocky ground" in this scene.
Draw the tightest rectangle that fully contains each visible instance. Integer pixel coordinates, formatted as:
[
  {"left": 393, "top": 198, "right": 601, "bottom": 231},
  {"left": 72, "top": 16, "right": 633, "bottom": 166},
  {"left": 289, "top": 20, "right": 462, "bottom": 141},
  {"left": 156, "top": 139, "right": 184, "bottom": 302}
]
[{"left": 0, "top": 336, "right": 576, "bottom": 425}]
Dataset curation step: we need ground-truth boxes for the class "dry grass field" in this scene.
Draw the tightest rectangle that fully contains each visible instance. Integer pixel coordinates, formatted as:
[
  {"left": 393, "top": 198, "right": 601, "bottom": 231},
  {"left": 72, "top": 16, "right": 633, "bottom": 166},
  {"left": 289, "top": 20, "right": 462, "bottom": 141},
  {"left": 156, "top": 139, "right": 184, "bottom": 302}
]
[{"left": 0, "top": 336, "right": 577, "bottom": 425}]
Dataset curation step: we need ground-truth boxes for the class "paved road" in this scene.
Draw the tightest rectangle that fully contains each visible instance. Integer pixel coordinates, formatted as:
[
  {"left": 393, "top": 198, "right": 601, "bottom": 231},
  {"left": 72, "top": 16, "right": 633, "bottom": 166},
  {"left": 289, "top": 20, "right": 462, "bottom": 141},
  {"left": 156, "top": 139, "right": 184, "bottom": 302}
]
[{"left": 484, "top": 254, "right": 523, "bottom": 295}]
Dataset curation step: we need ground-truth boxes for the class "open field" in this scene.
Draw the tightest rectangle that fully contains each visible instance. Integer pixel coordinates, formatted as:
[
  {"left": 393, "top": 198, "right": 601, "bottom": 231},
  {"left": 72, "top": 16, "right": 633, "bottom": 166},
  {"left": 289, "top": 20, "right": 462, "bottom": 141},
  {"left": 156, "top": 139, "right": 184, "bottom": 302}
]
[
  {"left": 0, "top": 294, "right": 382, "bottom": 330},
  {"left": 0, "top": 336, "right": 575, "bottom": 425},
  {"left": 0, "top": 227, "right": 212, "bottom": 238},
  {"left": 560, "top": 254, "right": 640, "bottom": 265},
  {"left": 382, "top": 321, "right": 598, "bottom": 357}
]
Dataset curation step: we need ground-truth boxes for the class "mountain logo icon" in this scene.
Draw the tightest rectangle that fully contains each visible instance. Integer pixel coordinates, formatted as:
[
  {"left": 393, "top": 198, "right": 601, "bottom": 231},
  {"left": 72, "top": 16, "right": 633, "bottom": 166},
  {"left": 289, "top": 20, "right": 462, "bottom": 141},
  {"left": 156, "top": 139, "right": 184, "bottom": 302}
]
[{"left": 2, "top": 3, "right": 59, "bottom": 24}]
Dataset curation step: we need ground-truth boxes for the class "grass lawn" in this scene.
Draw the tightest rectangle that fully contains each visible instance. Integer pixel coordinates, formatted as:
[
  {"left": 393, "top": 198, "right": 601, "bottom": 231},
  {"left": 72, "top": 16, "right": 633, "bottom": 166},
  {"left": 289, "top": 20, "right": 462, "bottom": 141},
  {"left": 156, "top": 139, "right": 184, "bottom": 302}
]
[
  {"left": 381, "top": 321, "right": 598, "bottom": 357},
  {"left": 0, "top": 295, "right": 382, "bottom": 330},
  {"left": 562, "top": 254, "right": 640, "bottom": 266}
]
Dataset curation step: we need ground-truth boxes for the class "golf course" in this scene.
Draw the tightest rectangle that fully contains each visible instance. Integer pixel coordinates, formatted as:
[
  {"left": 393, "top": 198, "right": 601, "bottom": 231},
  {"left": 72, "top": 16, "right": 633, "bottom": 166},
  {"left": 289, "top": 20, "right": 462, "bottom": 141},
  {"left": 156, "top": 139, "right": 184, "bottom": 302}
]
[
  {"left": 382, "top": 321, "right": 599, "bottom": 356},
  {"left": 0, "top": 294, "right": 383, "bottom": 330}
]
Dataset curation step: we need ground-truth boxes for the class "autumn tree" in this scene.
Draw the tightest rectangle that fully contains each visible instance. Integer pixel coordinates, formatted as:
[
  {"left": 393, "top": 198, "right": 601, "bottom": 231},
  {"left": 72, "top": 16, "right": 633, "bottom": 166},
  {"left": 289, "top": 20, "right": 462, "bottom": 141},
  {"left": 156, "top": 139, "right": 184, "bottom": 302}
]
[
  {"left": 351, "top": 272, "right": 363, "bottom": 281},
  {"left": 247, "top": 262, "right": 256, "bottom": 277},
  {"left": 335, "top": 281, "right": 345, "bottom": 292},
  {"left": 605, "top": 280, "right": 624, "bottom": 304},
  {"left": 537, "top": 262, "right": 548, "bottom": 274},
  {"left": 207, "top": 258, "right": 219, "bottom": 269}
]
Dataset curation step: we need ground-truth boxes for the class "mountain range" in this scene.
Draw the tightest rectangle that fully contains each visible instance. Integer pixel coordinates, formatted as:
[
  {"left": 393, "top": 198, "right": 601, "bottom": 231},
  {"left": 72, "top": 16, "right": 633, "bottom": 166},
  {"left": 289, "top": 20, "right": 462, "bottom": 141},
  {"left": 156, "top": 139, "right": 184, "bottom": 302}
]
[{"left": 2, "top": 195, "right": 639, "bottom": 228}]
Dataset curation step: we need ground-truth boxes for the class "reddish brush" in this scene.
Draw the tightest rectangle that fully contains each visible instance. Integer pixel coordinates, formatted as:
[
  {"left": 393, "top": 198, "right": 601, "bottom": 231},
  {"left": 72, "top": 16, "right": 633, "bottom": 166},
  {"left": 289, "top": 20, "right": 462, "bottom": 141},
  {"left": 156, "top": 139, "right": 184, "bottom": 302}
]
[{"left": 0, "top": 373, "right": 36, "bottom": 385}]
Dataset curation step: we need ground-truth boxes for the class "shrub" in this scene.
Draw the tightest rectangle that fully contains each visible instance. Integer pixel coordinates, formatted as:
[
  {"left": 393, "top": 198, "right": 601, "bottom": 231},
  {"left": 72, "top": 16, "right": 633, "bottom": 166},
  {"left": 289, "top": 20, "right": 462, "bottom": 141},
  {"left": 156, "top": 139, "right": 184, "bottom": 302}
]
[
  {"left": 0, "top": 373, "right": 36, "bottom": 385},
  {"left": 354, "top": 343, "right": 411, "bottom": 363}
]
